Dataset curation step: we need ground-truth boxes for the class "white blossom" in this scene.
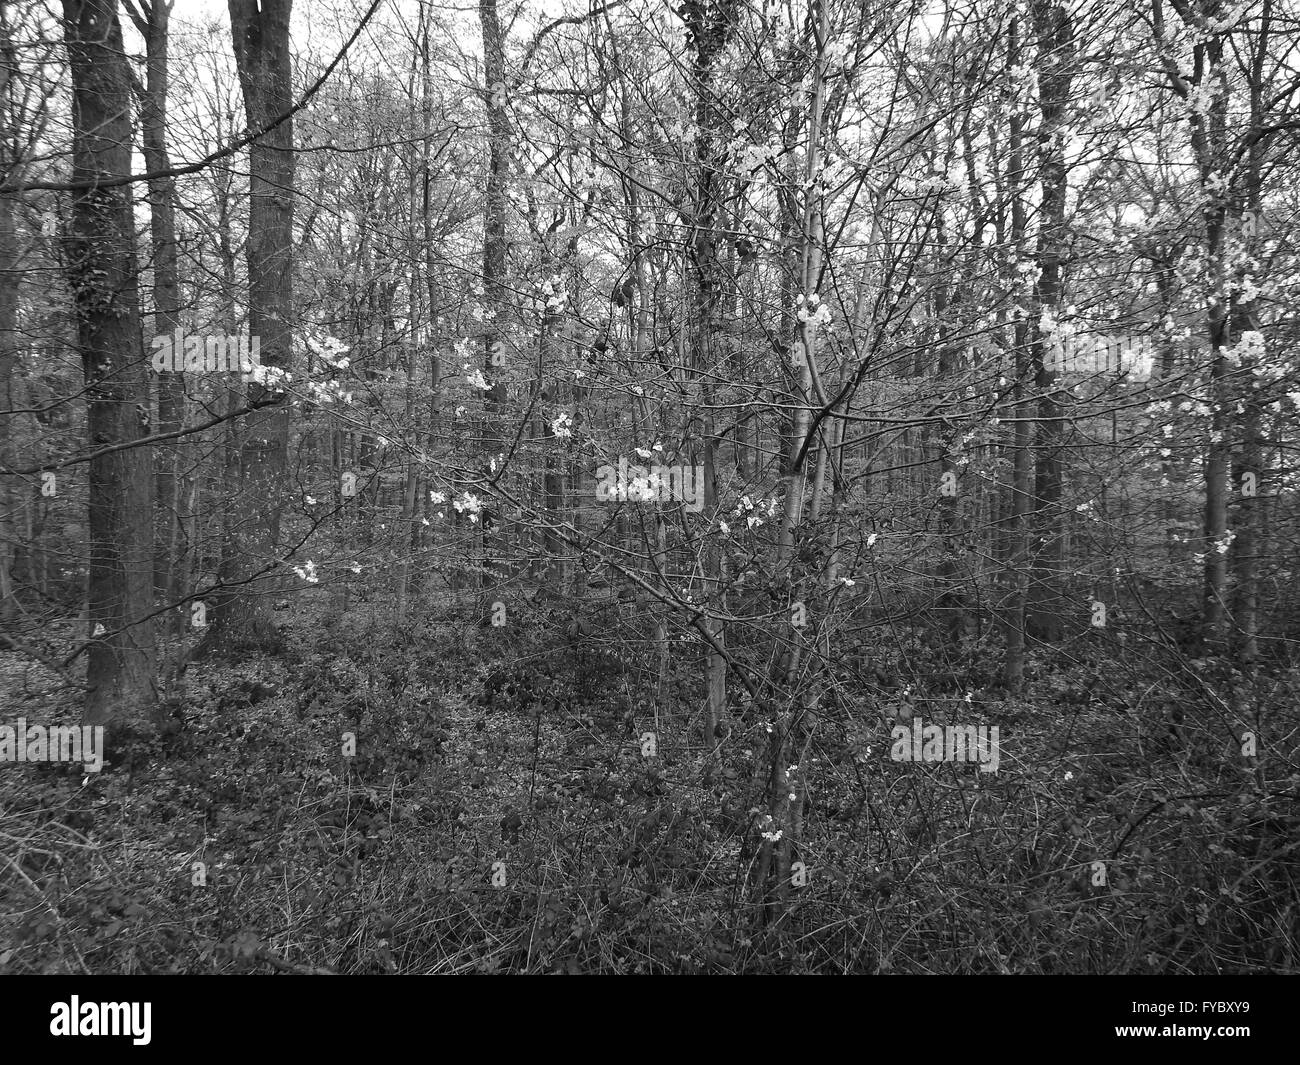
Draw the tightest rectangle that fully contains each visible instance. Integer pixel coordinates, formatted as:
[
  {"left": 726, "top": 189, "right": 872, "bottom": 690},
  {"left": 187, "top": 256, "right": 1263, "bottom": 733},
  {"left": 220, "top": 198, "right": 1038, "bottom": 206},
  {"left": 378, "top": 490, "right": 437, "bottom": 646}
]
[
  {"left": 550, "top": 412, "right": 574, "bottom": 439},
  {"left": 250, "top": 364, "right": 291, "bottom": 387}
]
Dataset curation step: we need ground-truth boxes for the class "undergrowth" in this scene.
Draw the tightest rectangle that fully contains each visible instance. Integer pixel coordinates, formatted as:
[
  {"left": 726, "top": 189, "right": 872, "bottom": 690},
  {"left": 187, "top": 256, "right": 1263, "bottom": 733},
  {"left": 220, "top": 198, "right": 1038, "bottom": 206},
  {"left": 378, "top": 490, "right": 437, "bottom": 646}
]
[{"left": 2, "top": 592, "right": 1297, "bottom": 973}]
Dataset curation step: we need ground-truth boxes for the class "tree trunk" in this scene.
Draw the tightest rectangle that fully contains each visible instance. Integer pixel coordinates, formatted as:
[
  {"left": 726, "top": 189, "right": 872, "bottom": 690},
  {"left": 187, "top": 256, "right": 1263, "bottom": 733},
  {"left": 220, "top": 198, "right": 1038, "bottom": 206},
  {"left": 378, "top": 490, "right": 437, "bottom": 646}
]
[
  {"left": 1229, "top": 20, "right": 1269, "bottom": 667},
  {"left": 764, "top": 0, "right": 828, "bottom": 920},
  {"left": 1026, "top": 0, "right": 1073, "bottom": 644},
  {"left": 203, "top": 0, "right": 295, "bottom": 655},
  {"left": 479, "top": 0, "right": 509, "bottom": 589},
  {"left": 63, "top": 0, "right": 158, "bottom": 733},
  {"left": 1194, "top": 24, "right": 1231, "bottom": 648},
  {"left": 1002, "top": 12, "right": 1032, "bottom": 692},
  {"left": 0, "top": 2, "right": 17, "bottom": 625},
  {"left": 127, "top": 0, "right": 184, "bottom": 631}
]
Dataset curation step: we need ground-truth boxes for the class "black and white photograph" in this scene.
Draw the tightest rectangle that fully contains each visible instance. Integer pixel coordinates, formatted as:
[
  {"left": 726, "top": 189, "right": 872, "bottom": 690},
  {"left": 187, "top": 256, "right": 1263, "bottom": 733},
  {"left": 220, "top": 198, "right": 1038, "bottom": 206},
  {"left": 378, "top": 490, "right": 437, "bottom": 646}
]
[{"left": 0, "top": 0, "right": 1296, "bottom": 1004}]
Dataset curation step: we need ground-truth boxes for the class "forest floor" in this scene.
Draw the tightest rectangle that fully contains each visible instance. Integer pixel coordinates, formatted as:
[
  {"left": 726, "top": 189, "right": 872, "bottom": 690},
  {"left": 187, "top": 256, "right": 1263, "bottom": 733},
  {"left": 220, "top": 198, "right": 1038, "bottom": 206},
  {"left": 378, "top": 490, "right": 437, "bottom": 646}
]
[{"left": 1, "top": 593, "right": 1298, "bottom": 974}]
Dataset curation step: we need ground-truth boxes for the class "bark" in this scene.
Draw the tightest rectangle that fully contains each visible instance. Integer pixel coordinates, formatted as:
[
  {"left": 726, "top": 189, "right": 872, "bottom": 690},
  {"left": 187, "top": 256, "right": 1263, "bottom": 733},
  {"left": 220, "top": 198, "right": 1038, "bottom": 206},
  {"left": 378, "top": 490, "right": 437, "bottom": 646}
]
[
  {"left": 1025, "top": 0, "right": 1073, "bottom": 644},
  {"left": 203, "top": 0, "right": 295, "bottom": 656},
  {"left": 1229, "top": 5, "right": 1269, "bottom": 667},
  {"left": 1190, "top": 10, "right": 1231, "bottom": 647},
  {"left": 63, "top": 0, "right": 158, "bottom": 731},
  {"left": 0, "top": 3, "right": 16, "bottom": 624},
  {"left": 396, "top": 7, "right": 437, "bottom": 620},
  {"left": 930, "top": 165, "right": 966, "bottom": 645},
  {"left": 1153, "top": 255, "right": 1182, "bottom": 563},
  {"left": 479, "top": 0, "right": 509, "bottom": 588},
  {"left": 1002, "top": 13, "right": 1032, "bottom": 692},
  {"left": 689, "top": 19, "right": 727, "bottom": 750},
  {"left": 126, "top": 0, "right": 183, "bottom": 628},
  {"left": 764, "top": 0, "right": 827, "bottom": 920}
]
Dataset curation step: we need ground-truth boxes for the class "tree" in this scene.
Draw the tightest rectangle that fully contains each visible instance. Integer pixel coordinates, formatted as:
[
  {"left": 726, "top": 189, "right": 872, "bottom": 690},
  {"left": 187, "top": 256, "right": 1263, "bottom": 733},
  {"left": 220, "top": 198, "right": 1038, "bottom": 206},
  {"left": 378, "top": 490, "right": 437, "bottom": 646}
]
[
  {"left": 62, "top": 0, "right": 158, "bottom": 733},
  {"left": 201, "top": 0, "right": 295, "bottom": 655},
  {"left": 123, "top": 0, "right": 185, "bottom": 632},
  {"left": 1024, "top": 0, "right": 1074, "bottom": 643},
  {"left": 0, "top": 1, "right": 18, "bottom": 626},
  {"left": 478, "top": 0, "right": 510, "bottom": 589}
]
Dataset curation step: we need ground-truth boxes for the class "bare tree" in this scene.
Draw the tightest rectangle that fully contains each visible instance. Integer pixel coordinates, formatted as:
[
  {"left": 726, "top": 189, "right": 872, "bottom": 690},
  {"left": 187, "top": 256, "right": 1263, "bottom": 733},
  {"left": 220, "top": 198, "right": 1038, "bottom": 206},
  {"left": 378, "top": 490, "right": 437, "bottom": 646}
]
[
  {"left": 201, "top": 0, "right": 295, "bottom": 655},
  {"left": 62, "top": 0, "right": 158, "bottom": 732}
]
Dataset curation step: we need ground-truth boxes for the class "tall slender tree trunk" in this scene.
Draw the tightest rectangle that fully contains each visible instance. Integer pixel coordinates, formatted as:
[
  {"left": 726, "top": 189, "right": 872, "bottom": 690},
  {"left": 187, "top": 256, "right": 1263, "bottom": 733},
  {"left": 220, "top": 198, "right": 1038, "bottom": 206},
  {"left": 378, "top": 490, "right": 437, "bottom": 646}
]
[
  {"left": 203, "top": 0, "right": 295, "bottom": 655},
  {"left": 63, "top": 0, "right": 158, "bottom": 733},
  {"left": 479, "top": 0, "right": 509, "bottom": 590},
  {"left": 0, "top": 2, "right": 17, "bottom": 625},
  {"left": 762, "top": 0, "right": 828, "bottom": 919},
  {"left": 127, "top": 0, "right": 184, "bottom": 635},
  {"left": 1229, "top": 14, "right": 1269, "bottom": 667},
  {"left": 930, "top": 185, "right": 966, "bottom": 644},
  {"left": 689, "top": 27, "right": 727, "bottom": 750},
  {"left": 1153, "top": 255, "right": 1182, "bottom": 563},
  {"left": 1002, "top": 12, "right": 1032, "bottom": 691},
  {"left": 1026, "top": 0, "right": 1073, "bottom": 644},
  {"left": 1193, "top": 21, "right": 1231, "bottom": 647}
]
